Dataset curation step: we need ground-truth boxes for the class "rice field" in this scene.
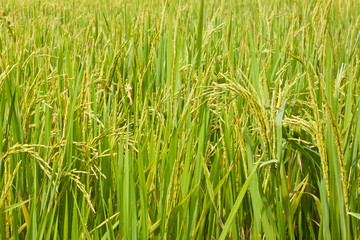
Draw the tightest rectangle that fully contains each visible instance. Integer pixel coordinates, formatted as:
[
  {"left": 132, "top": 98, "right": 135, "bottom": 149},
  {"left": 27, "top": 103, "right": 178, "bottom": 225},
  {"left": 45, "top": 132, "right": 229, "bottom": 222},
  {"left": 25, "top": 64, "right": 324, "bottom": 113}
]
[{"left": 1, "top": 0, "right": 360, "bottom": 239}]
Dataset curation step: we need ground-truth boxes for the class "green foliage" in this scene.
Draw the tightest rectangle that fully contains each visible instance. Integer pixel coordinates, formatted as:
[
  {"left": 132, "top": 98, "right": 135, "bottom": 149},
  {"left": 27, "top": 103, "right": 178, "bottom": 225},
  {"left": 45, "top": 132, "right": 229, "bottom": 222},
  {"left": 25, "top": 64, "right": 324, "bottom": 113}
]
[{"left": 0, "top": 0, "right": 360, "bottom": 239}]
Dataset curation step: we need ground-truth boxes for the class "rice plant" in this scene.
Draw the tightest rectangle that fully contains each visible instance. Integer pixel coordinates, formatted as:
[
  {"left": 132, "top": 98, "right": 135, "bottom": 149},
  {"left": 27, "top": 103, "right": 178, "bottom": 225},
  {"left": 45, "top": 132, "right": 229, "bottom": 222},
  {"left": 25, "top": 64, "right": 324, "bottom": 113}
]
[{"left": 0, "top": 0, "right": 360, "bottom": 239}]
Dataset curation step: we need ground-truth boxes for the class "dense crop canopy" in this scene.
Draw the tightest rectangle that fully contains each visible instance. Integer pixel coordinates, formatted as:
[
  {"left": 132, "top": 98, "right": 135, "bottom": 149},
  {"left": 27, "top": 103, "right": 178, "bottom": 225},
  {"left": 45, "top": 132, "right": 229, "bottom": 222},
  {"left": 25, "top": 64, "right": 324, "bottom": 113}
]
[{"left": 0, "top": 0, "right": 360, "bottom": 239}]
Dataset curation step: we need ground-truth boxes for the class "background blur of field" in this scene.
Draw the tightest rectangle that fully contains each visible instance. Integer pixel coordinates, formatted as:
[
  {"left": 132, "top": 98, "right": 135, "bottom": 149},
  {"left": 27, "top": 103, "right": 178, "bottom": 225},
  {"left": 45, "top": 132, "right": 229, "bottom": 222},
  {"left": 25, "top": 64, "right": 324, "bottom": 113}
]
[{"left": 1, "top": 0, "right": 360, "bottom": 239}]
